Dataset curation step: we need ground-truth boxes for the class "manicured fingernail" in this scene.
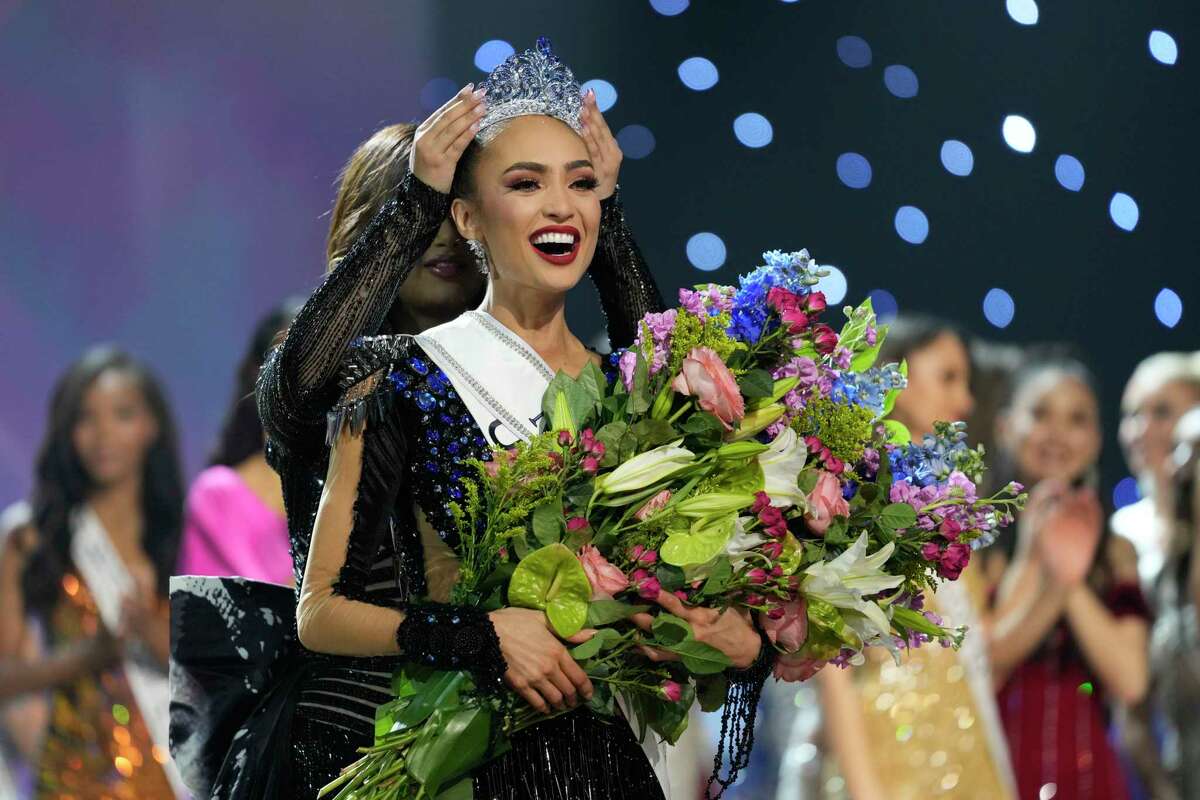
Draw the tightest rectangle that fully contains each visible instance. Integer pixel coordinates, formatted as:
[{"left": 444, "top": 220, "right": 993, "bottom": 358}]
[
  {"left": 473, "top": 87, "right": 487, "bottom": 100},
  {"left": 464, "top": 82, "right": 474, "bottom": 92}
]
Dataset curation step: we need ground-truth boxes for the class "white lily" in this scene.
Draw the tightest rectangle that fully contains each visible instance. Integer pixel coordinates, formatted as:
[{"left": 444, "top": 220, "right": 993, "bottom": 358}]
[
  {"left": 595, "top": 441, "right": 695, "bottom": 496},
  {"left": 801, "top": 532, "right": 903, "bottom": 641},
  {"left": 756, "top": 426, "right": 808, "bottom": 508},
  {"left": 723, "top": 516, "right": 767, "bottom": 569}
]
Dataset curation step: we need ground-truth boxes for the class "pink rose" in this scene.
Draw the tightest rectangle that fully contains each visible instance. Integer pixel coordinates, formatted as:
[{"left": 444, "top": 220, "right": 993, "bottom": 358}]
[
  {"left": 636, "top": 575, "right": 661, "bottom": 600},
  {"left": 938, "top": 541, "right": 971, "bottom": 580},
  {"left": 747, "top": 568, "right": 769, "bottom": 585},
  {"left": 760, "top": 598, "right": 808, "bottom": 653},
  {"left": 781, "top": 308, "right": 810, "bottom": 334},
  {"left": 659, "top": 680, "right": 683, "bottom": 702},
  {"left": 578, "top": 545, "right": 628, "bottom": 599},
  {"left": 805, "top": 471, "right": 850, "bottom": 535},
  {"left": 773, "top": 653, "right": 825, "bottom": 683},
  {"left": 671, "top": 347, "right": 745, "bottom": 430},
  {"left": 566, "top": 516, "right": 590, "bottom": 533},
  {"left": 581, "top": 455, "right": 600, "bottom": 474},
  {"left": 810, "top": 323, "right": 839, "bottom": 355},
  {"left": 634, "top": 489, "right": 672, "bottom": 521},
  {"left": 804, "top": 291, "right": 827, "bottom": 314}
]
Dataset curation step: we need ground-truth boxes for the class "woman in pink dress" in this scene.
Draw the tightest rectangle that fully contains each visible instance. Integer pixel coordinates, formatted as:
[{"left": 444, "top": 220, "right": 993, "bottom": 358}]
[{"left": 177, "top": 303, "right": 297, "bottom": 585}]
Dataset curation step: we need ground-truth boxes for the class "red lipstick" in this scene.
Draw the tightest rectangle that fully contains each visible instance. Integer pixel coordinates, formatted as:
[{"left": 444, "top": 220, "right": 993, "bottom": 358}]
[{"left": 528, "top": 225, "right": 581, "bottom": 266}]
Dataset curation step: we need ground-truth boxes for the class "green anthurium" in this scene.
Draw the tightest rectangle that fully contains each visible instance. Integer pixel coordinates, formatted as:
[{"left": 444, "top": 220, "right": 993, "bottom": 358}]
[
  {"left": 661, "top": 512, "right": 737, "bottom": 566},
  {"left": 507, "top": 543, "right": 591, "bottom": 638}
]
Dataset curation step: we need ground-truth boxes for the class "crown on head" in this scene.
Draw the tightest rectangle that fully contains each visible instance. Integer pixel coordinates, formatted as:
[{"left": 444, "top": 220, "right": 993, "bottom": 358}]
[{"left": 477, "top": 37, "right": 584, "bottom": 144}]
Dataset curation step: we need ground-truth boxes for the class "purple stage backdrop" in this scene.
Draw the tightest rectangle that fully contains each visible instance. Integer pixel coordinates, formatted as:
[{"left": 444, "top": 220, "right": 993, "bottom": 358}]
[{"left": 0, "top": 1, "right": 437, "bottom": 499}]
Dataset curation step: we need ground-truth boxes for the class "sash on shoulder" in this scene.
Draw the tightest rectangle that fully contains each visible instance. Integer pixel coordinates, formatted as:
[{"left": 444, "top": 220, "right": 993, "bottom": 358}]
[{"left": 70, "top": 507, "right": 189, "bottom": 798}]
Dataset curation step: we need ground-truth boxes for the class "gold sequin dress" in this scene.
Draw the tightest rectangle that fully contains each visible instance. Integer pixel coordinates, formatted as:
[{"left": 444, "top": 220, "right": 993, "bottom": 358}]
[
  {"left": 823, "top": 567, "right": 1017, "bottom": 800},
  {"left": 35, "top": 574, "right": 174, "bottom": 800}
]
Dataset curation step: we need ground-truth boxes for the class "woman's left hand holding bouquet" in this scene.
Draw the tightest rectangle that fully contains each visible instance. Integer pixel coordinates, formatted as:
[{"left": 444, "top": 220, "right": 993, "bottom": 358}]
[{"left": 631, "top": 590, "right": 763, "bottom": 669}]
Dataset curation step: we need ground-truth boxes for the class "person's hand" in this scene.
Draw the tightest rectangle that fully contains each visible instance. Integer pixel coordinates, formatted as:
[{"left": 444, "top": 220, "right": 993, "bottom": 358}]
[
  {"left": 1033, "top": 485, "right": 1103, "bottom": 587},
  {"left": 488, "top": 607, "right": 595, "bottom": 714},
  {"left": 579, "top": 88, "right": 621, "bottom": 200},
  {"left": 631, "top": 591, "right": 762, "bottom": 669},
  {"left": 80, "top": 624, "right": 123, "bottom": 673},
  {"left": 410, "top": 84, "right": 488, "bottom": 194}
]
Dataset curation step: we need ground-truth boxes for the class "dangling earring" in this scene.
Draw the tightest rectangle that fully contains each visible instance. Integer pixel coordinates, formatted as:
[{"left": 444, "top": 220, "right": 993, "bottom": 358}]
[{"left": 466, "top": 239, "right": 490, "bottom": 274}]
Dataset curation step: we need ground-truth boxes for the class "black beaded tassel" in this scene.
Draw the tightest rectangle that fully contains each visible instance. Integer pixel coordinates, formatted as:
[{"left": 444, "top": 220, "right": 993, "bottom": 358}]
[{"left": 706, "top": 633, "right": 774, "bottom": 798}]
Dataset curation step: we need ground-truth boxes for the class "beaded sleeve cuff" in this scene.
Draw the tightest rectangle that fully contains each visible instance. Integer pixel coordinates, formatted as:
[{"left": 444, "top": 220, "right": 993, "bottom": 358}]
[
  {"left": 707, "top": 617, "right": 775, "bottom": 798},
  {"left": 396, "top": 603, "right": 508, "bottom": 692}
]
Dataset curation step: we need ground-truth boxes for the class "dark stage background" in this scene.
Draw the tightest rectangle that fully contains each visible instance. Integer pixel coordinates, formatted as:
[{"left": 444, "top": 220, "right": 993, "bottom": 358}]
[{"left": 2, "top": 0, "right": 1197, "bottom": 504}]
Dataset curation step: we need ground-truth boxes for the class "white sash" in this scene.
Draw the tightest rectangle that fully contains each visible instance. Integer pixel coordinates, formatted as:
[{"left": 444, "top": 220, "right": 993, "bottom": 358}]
[
  {"left": 415, "top": 311, "right": 673, "bottom": 798},
  {"left": 70, "top": 507, "right": 189, "bottom": 798}
]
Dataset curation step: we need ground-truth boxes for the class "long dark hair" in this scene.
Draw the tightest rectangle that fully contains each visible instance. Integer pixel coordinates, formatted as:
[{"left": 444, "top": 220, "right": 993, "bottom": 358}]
[
  {"left": 993, "top": 351, "right": 1115, "bottom": 579},
  {"left": 22, "top": 346, "right": 184, "bottom": 615},
  {"left": 209, "top": 300, "right": 302, "bottom": 467},
  {"left": 878, "top": 313, "right": 965, "bottom": 367}
]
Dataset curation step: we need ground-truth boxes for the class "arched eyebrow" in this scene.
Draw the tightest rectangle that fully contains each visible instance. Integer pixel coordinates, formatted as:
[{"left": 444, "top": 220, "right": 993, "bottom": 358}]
[{"left": 503, "top": 159, "right": 594, "bottom": 175}]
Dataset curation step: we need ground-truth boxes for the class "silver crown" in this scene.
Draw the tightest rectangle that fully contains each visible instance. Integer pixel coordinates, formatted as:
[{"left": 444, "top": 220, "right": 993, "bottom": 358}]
[{"left": 477, "top": 37, "right": 584, "bottom": 144}]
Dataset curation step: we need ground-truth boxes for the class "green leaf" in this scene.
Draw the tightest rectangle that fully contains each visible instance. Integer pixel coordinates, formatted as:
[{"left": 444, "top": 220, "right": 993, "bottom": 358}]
[
  {"left": 586, "top": 684, "right": 617, "bottom": 716},
  {"left": 570, "top": 628, "right": 622, "bottom": 660},
  {"left": 565, "top": 479, "right": 594, "bottom": 508},
  {"left": 434, "top": 778, "right": 475, "bottom": 800},
  {"left": 823, "top": 517, "right": 850, "bottom": 546},
  {"left": 628, "top": 353, "right": 652, "bottom": 414},
  {"left": 406, "top": 704, "right": 492, "bottom": 796},
  {"left": 798, "top": 468, "right": 820, "bottom": 494},
  {"left": 713, "top": 459, "right": 765, "bottom": 496},
  {"left": 879, "top": 502, "right": 918, "bottom": 531},
  {"left": 682, "top": 411, "right": 724, "bottom": 448},
  {"left": 507, "top": 543, "right": 592, "bottom": 638},
  {"left": 651, "top": 613, "right": 693, "bottom": 645},
  {"left": 395, "top": 670, "right": 467, "bottom": 729},
  {"left": 586, "top": 599, "right": 650, "bottom": 626},
  {"left": 698, "top": 557, "right": 733, "bottom": 598},
  {"left": 662, "top": 639, "right": 732, "bottom": 674},
  {"left": 531, "top": 500, "right": 563, "bottom": 547},
  {"left": 655, "top": 563, "right": 686, "bottom": 591},
  {"left": 883, "top": 419, "right": 911, "bottom": 445},
  {"left": 661, "top": 513, "right": 737, "bottom": 567},
  {"left": 696, "top": 673, "right": 729, "bottom": 712},
  {"left": 595, "top": 421, "right": 633, "bottom": 467},
  {"left": 892, "top": 605, "right": 944, "bottom": 638},
  {"left": 631, "top": 418, "right": 679, "bottom": 448},
  {"left": 652, "top": 681, "right": 696, "bottom": 745},
  {"left": 738, "top": 368, "right": 775, "bottom": 399}
]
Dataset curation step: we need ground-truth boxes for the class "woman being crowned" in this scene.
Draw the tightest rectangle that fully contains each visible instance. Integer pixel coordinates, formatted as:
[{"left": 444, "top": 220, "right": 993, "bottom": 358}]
[{"left": 169, "top": 39, "right": 768, "bottom": 799}]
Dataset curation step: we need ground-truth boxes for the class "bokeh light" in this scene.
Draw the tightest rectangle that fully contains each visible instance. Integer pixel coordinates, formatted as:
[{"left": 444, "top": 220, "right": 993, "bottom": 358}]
[
  {"left": 1054, "top": 155, "right": 1085, "bottom": 191},
  {"left": 1109, "top": 192, "right": 1139, "bottom": 231},
  {"left": 940, "top": 140, "right": 974, "bottom": 176},
  {"left": 1113, "top": 476, "right": 1141, "bottom": 509},
  {"left": 837, "top": 36, "right": 872, "bottom": 68},
  {"left": 983, "top": 288, "right": 1016, "bottom": 328},
  {"left": 649, "top": 0, "right": 689, "bottom": 16},
  {"left": 687, "top": 232, "right": 727, "bottom": 271},
  {"left": 894, "top": 206, "right": 929, "bottom": 244},
  {"left": 836, "top": 152, "right": 873, "bottom": 189},
  {"left": 474, "top": 40, "right": 514, "bottom": 72},
  {"left": 1006, "top": 0, "right": 1039, "bottom": 25},
  {"left": 1149, "top": 31, "right": 1178, "bottom": 65},
  {"left": 1002, "top": 115, "right": 1036, "bottom": 153},
  {"left": 868, "top": 289, "right": 899, "bottom": 322},
  {"left": 1155, "top": 288, "right": 1182, "bottom": 328},
  {"left": 678, "top": 57, "right": 719, "bottom": 90},
  {"left": 616, "top": 124, "right": 656, "bottom": 159},
  {"left": 733, "top": 113, "right": 773, "bottom": 148},
  {"left": 814, "top": 265, "right": 848, "bottom": 304},
  {"left": 884, "top": 65, "right": 919, "bottom": 98},
  {"left": 581, "top": 79, "right": 617, "bottom": 112}
]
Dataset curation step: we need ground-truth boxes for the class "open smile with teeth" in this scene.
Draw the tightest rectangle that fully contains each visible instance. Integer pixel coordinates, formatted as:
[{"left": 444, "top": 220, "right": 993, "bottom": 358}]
[{"left": 529, "top": 227, "right": 582, "bottom": 264}]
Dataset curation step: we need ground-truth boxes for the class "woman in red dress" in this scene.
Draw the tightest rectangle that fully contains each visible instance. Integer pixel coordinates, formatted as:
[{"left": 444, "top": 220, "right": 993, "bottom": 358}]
[{"left": 989, "top": 357, "right": 1150, "bottom": 800}]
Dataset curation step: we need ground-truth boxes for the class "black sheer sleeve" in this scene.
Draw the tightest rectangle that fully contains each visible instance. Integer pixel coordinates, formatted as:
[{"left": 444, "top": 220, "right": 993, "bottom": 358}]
[
  {"left": 297, "top": 336, "right": 505, "bottom": 688},
  {"left": 587, "top": 187, "right": 665, "bottom": 350},
  {"left": 258, "top": 174, "right": 450, "bottom": 462}
]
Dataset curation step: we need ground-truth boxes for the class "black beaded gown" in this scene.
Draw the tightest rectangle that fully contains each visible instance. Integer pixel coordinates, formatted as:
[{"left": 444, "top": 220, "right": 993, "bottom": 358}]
[{"left": 169, "top": 174, "right": 768, "bottom": 799}]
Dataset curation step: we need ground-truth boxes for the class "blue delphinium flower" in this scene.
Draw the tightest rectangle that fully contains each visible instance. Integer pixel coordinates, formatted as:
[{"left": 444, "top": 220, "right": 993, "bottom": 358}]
[{"left": 728, "top": 249, "right": 826, "bottom": 344}]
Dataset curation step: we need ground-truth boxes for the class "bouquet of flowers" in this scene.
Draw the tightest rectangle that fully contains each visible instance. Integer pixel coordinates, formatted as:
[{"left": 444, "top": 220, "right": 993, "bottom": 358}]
[{"left": 321, "top": 249, "right": 1025, "bottom": 799}]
